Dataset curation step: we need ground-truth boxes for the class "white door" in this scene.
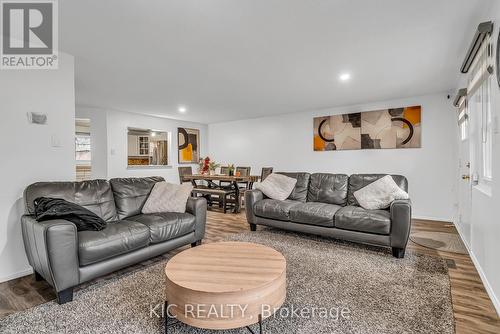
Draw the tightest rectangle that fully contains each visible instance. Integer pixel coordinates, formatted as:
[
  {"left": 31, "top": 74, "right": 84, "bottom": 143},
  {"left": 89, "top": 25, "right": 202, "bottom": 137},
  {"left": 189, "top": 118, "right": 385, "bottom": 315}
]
[{"left": 457, "top": 103, "right": 472, "bottom": 245}]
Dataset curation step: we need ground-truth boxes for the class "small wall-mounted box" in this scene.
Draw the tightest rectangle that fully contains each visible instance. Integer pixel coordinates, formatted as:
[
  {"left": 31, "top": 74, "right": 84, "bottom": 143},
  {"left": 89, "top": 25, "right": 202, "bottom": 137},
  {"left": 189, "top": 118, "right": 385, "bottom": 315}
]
[{"left": 27, "top": 112, "right": 47, "bottom": 125}]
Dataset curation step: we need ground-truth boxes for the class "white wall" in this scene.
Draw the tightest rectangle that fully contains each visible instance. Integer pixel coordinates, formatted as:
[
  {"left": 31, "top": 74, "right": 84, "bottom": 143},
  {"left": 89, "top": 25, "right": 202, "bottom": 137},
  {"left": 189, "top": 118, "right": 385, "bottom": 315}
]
[
  {"left": 0, "top": 53, "right": 76, "bottom": 282},
  {"left": 453, "top": 0, "right": 500, "bottom": 315},
  {"left": 208, "top": 93, "right": 457, "bottom": 221},
  {"left": 76, "top": 107, "right": 108, "bottom": 179},
  {"left": 106, "top": 110, "right": 208, "bottom": 182}
]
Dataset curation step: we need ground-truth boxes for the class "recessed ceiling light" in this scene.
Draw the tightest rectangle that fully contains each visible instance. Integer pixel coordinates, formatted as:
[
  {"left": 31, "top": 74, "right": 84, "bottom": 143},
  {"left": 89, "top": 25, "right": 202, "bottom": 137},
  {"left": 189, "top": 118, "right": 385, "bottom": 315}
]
[
  {"left": 339, "top": 73, "right": 351, "bottom": 82},
  {"left": 178, "top": 106, "right": 187, "bottom": 113}
]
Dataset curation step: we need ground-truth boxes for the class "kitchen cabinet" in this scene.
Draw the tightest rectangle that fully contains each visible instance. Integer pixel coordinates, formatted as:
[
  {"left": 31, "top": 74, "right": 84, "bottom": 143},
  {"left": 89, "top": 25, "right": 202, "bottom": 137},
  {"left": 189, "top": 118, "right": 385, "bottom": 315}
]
[{"left": 128, "top": 135, "right": 150, "bottom": 156}]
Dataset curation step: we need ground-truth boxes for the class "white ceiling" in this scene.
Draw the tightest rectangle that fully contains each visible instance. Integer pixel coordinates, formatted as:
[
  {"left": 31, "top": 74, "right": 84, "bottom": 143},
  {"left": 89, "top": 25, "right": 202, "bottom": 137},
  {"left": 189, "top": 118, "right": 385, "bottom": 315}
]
[{"left": 60, "top": 0, "right": 490, "bottom": 124}]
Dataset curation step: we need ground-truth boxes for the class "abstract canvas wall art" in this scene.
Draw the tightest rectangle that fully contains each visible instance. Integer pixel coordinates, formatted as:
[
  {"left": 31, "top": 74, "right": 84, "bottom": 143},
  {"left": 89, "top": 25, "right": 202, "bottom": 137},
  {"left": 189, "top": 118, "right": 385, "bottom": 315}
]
[
  {"left": 178, "top": 127, "right": 200, "bottom": 163},
  {"left": 313, "top": 106, "right": 421, "bottom": 151}
]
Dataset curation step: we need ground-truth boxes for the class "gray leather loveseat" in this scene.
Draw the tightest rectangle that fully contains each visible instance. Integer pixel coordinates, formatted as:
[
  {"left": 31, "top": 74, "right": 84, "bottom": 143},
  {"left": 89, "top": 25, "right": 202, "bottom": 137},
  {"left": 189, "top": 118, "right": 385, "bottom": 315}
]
[
  {"left": 21, "top": 176, "right": 206, "bottom": 304},
  {"left": 245, "top": 173, "right": 411, "bottom": 258}
]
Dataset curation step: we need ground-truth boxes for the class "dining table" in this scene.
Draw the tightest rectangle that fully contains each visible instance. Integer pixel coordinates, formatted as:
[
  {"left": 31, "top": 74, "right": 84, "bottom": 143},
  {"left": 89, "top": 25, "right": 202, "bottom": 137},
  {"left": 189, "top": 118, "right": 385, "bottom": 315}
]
[{"left": 183, "top": 174, "right": 260, "bottom": 213}]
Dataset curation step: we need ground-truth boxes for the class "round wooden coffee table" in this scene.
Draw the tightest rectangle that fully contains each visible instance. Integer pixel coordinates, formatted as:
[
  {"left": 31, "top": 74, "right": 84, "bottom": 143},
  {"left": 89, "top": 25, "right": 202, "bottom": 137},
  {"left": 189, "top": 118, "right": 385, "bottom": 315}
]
[{"left": 164, "top": 241, "right": 286, "bottom": 333}]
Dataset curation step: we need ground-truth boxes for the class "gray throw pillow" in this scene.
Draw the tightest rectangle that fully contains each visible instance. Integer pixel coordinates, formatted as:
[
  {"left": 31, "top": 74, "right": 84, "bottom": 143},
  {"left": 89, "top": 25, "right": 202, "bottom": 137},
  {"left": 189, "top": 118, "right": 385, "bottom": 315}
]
[
  {"left": 353, "top": 175, "right": 409, "bottom": 210},
  {"left": 255, "top": 173, "right": 297, "bottom": 201},
  {"left": 142, "top": 182, "right": 193, "bottom": 214}
]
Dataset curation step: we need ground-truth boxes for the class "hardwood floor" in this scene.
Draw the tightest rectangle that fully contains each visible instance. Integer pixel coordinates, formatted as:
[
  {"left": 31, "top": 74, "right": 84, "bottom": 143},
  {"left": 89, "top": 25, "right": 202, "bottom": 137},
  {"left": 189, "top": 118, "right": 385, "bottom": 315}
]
[
  {"left": 408, "top": 220, "right": 500, "bottom": 334},
  {"left": 0, "top": 210, "right": 499, "bottom": 333}
]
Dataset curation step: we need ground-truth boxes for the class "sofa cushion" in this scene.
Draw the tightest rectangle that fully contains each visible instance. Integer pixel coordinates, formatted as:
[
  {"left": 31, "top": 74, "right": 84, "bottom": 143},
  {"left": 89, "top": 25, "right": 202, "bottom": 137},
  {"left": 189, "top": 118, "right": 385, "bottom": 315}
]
[
  {"left": 110, "top": 177, "right": 164, "bottom": 219},
  {"left": 307, "top": 173, "right": 348, "bottom": 205},
  {"left": 254, "top": 199, "right": 302, "bottom": 221},
  {"left": 78, "top": 220, "right": 150, "bottom": 266},
  {"left": 130, "top": 212, "right": 196, "bottom": 244},
  {"left": 289, "top": 202, "right": 341, "bottom": 227},
  {"left": 276, "top": 172, "right": 310, "bottom": 202},
  {"left": 334, "top": 206, "right": 391, "bottom": 235},
  {"left": 347, "top": 174, "right": 408, "bottom": 206},
  {"left": 24, "top": 179, "right": 118, "bottom": 222}
]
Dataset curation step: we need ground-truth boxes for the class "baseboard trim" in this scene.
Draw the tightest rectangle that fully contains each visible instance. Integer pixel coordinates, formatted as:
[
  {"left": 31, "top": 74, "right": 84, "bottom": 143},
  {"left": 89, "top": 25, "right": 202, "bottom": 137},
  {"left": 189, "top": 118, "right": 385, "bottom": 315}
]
[
  {"left": 412, "top": 215, "right": 452, "bottom": 223},
  {"left": 453, "top": 221, "right": 500, "bottom": 317},
  {"left": 0, "top": 267, "right": 33, "bottom": 283}
]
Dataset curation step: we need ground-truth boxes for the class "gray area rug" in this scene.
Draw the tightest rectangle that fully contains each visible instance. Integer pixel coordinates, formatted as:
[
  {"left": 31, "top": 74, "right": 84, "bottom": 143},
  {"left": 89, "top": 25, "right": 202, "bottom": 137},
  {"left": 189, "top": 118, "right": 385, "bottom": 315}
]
[{"left": 0, "top": 229, "right": 454, "bottom": 334}]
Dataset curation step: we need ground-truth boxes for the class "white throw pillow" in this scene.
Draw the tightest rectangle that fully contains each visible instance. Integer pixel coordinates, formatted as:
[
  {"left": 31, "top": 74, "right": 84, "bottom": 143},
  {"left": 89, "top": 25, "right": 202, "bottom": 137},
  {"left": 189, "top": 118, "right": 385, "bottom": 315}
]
[
  {"left": 255, "top": 173, "right": 297, "bottom": 201},
  {"left": 142, "top": 182, "right": 193, "bottom": 214},
  {"left": 353, "top": 175, "right": 409, "bottom": 210}
]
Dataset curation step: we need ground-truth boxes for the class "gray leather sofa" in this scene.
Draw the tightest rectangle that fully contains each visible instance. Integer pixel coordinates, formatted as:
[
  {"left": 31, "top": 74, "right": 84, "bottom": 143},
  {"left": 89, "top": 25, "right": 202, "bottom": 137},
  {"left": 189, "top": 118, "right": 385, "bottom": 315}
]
[
  {"left": 245, "top": 173, "right": 411, "bottom": 258},
  {"left": 21, "top": 176, "right": 207, "bottom": 304}
]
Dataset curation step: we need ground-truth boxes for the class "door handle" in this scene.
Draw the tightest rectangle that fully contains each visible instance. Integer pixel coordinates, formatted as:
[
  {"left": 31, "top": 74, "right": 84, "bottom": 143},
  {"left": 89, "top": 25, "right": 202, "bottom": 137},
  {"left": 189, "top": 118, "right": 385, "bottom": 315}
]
[{"left": 462, "top": 175, "right": 470, "bottom": 180}]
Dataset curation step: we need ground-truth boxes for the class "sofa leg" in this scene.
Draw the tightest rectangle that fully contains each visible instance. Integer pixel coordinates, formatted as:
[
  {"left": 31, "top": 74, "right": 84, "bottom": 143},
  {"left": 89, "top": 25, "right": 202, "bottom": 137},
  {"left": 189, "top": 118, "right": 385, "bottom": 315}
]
[
  {"left": 392, "top": 247, "right": 405, "bottom": 259},
  {"left": 249, "top": 223, "right": 257, "bottom": 231},
  {"left": 191, "top": 240, "right": 202, "bottom": 247},
  {"left": 56, "top": 288, "right": 73, "bottom": 304},
  {"left": 34, "top": 271, "right": 44, "bottom": 282}
]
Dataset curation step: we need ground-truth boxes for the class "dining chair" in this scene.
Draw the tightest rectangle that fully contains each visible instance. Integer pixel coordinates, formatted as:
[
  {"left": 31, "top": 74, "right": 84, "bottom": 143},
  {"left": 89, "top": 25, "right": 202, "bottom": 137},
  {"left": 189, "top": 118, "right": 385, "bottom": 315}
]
[
  {"left": 236, "top": 166, "right": 251, "bottom": 177},
  {"left": 178, "top": 166, "right": 193, "bottom": 184},
  {"left": 220, "top": 166, "right": 229, "bottom": 175},
  {"left": 233, "top": 167, "right": 251, "bottom": 208},
  {"left": 218, "top": 166, "right": 233, "bottom": 189},
  {"left": 235, "top": 167, "right": 251, "bottom": 190},
  {"left": 260, "top": 167, "right": 274, "bottom": 181}
]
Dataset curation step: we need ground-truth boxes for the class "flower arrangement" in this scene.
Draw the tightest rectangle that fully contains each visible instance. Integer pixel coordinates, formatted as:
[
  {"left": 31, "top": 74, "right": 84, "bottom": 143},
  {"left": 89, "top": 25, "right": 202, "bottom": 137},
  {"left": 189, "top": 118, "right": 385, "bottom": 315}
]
[
  {"left": 199, "top": 157, "right": 221, "bottom": 175},
  {"left": 208, "top": 161, "right": 220, "bottom": 174},
  {"left": 199, "top": 157, "right": 210, "bottom": 174}
]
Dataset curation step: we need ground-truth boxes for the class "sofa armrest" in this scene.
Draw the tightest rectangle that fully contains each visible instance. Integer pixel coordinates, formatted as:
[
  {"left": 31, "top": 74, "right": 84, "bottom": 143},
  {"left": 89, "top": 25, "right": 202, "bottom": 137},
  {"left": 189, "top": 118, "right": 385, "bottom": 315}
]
[
  {"left": 245, "top": 189, "right": 264, "bottom": 225},
  {"left": 186, "top": 197, "right": 207, "bottom": 241},
  {"left": 390, "top": 199, "right": 412, "bottom": 249},
  {"left": 21, "top": 215, "right": 79, "bottom": 292}
]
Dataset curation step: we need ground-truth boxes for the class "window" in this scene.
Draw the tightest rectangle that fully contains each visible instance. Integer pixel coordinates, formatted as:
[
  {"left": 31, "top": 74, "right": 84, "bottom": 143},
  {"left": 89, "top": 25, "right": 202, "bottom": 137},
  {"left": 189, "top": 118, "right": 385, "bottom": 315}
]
[
  {"left": 458, "top": 102, "right": 468, "bottom": 141},
  {"left": 75, "top": 119, "right": 92, "bottom": 181},
  {"left": 75, "top": 134, "right": 91, "bottom": 162},
  {"left": 467, "top": 35, "right": 493, "bottom": 189},
  {"left": 482, "top": 75, "right": 492, "bottom": 180}
]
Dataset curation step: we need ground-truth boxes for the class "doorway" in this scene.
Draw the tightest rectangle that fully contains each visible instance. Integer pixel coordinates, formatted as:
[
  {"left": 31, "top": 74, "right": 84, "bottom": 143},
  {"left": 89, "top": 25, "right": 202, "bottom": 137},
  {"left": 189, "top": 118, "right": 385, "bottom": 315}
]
[{"left": 75, "top": 119, "right": 92, "bottom": 181}]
